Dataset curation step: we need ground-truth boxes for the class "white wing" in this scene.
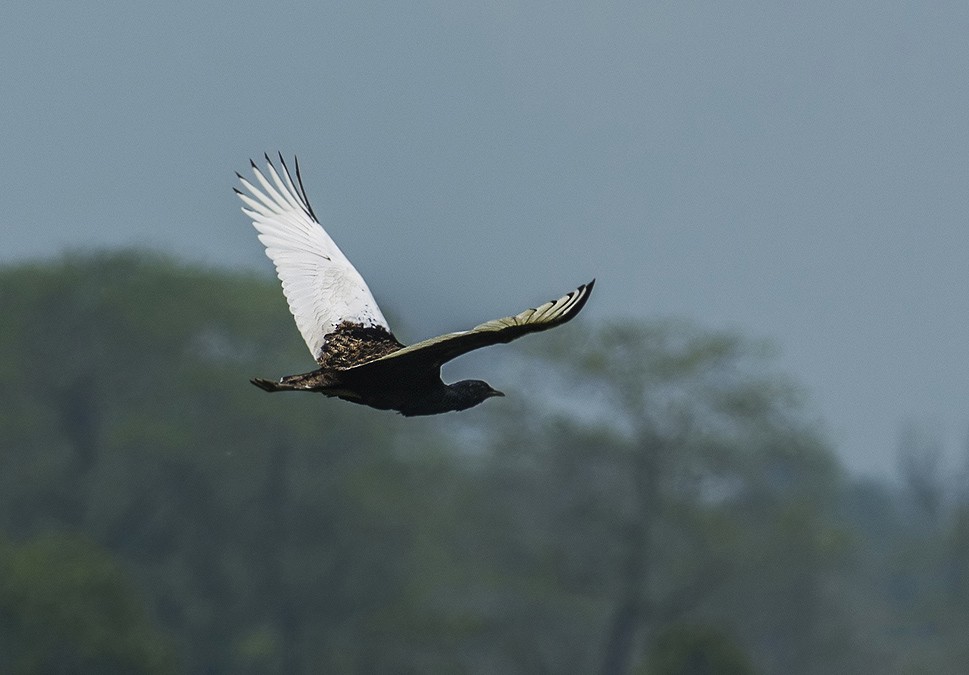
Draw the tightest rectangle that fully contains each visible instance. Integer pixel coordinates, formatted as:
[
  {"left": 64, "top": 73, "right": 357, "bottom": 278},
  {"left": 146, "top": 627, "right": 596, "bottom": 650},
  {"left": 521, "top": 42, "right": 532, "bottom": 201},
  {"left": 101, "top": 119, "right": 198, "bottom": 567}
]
[{"left": 236, "top": 155, "right": 390, "bottom": 361}]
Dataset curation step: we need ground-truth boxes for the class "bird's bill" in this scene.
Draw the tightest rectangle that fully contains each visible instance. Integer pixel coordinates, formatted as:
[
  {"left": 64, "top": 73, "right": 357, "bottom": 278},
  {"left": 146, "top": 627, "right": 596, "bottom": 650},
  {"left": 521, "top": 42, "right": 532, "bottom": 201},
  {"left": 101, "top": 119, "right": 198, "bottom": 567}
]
[{"left": 490, "top": 389, "right": 505, "bottom": 398}]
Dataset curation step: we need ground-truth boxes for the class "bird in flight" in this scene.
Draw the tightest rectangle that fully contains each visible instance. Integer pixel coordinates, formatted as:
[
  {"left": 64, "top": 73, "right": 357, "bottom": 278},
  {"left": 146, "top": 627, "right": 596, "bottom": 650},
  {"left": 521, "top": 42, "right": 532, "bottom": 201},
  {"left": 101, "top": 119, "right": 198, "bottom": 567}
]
[{"left": 236, "top": 154, "right": 594, "bottom": 416}]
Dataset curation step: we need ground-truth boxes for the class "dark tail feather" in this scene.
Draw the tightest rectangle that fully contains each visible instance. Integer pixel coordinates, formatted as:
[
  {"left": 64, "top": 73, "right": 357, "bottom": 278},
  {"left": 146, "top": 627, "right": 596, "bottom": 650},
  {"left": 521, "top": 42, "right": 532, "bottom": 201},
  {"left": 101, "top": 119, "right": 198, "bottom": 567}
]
[{"left": 251, "top": 377, "right": 288, "bottom": 392}]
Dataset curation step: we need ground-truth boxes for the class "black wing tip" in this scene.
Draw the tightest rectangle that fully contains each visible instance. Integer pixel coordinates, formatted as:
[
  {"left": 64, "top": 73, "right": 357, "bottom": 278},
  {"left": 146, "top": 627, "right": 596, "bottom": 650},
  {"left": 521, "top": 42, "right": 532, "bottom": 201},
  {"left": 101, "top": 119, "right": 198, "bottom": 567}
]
[
  {"left": 560, "top": 279, "right": 595, "bottom": 320},
  {"left": 276, "top": 153, "right": 301, "bottom": 179},
  {"left": 277, "top": 153, "right": 292, "bottom": 176},
  {"left": 241, "top": 152, "right": 318, "bottom": 222},
  {"left": 292, "top": 155, "right": 319, "bottom": 222},
  {"left": 248, "top": 153, "right": 295, "bottom": 171},
  {"left": 568, "top": 278, "right": 595, "bottom": 303},
  {"left": 278, "top": 151, "right": 292, "bottom": 174}
]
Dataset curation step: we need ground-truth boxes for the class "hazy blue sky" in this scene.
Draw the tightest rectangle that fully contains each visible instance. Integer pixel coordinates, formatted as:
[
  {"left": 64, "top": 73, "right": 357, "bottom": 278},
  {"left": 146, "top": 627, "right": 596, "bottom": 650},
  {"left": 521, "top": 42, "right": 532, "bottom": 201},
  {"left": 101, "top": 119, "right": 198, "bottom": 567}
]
[{"left": 3, "top": 1, "right": 967, "bottom": 475}]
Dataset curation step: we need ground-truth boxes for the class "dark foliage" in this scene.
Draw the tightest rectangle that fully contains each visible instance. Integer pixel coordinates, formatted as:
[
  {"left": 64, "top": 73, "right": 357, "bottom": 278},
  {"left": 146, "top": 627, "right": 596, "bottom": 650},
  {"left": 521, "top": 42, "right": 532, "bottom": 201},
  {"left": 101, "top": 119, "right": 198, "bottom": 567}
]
[{"left": 1, "top": 252, "right": 966, "bottom": 673}]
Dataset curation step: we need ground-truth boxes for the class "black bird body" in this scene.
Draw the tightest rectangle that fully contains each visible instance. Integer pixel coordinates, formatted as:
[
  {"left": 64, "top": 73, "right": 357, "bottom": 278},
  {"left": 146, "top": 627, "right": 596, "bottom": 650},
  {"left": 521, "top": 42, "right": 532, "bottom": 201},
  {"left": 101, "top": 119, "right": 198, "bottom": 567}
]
[
  {"left": 251, "top": 323, "right": 456, "bottom": 415},
  {"left": 238, "top": 155, "right": 594, "bottom": 415},
  {"left": 252, "top": 359, "right": 502, "bottom": 417}
]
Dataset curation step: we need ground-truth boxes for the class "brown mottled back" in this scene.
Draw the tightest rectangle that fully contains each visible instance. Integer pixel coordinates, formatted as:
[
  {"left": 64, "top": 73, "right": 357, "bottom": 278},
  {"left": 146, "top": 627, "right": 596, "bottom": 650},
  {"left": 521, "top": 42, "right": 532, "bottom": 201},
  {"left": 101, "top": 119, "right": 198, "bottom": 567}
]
[{"left": 317, "top": 321, "right": 404, "bottom": 370}]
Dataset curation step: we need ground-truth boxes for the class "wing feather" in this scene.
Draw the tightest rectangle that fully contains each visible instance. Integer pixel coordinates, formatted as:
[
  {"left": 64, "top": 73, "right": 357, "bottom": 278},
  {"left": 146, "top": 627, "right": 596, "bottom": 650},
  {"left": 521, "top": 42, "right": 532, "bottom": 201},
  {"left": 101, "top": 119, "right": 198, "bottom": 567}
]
[
  {"left": 237, "top": 156, "right": 390, "bottom": 361},
  {"left": 347, "top": 281, "right": 594, "bottom": 373}
]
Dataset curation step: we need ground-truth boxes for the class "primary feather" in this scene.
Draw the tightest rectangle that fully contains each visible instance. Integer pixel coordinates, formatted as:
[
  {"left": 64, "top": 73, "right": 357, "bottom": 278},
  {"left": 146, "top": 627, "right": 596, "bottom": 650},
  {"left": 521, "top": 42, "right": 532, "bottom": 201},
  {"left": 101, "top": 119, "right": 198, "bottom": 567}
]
[{"left": 347, "top": 281, "right": 594, "bottom": 375}]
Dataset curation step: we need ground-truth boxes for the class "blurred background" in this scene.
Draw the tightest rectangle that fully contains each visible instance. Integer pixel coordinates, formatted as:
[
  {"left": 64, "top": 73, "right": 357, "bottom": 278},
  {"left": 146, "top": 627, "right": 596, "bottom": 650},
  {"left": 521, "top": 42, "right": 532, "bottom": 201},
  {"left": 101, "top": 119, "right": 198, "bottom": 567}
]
[{"left": 1, "top": 2, "right": 968, "bottom": 673}]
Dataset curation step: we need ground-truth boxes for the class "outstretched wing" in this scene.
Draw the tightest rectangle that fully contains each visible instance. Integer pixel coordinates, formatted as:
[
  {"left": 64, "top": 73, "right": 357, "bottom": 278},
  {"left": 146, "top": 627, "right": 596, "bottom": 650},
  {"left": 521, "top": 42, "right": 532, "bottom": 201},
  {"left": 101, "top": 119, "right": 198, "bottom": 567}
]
[
  {"left": 236, "top": 154, "right": 390, "bottom": 361},
  {"left": 347, "top": 280, "right": 594, "bottom": 373}
]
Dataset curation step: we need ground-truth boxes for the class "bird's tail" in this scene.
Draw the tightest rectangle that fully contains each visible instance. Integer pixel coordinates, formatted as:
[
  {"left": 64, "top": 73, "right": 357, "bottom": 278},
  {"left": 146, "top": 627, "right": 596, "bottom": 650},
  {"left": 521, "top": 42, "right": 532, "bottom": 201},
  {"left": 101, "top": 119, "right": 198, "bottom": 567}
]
[
  {"left": 251, "top": 377, "right": 289, "bottom": 392},
  {"left": 251, "top": 371, "right": 324, "bottom": 392}
]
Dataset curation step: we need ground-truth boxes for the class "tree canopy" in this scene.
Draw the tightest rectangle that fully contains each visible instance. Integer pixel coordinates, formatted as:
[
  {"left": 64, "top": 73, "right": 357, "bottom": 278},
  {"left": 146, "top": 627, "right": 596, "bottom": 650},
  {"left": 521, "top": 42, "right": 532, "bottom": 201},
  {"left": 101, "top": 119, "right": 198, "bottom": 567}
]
[{"left": 1, "top": 252, "right": 967, "bottom": 674}]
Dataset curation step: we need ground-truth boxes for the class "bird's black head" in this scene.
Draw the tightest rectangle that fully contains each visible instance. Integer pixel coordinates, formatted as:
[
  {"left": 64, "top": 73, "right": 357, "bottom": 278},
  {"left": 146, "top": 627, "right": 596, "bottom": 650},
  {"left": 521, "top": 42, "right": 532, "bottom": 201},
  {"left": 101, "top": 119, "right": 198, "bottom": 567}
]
[{"left": 446, "top": 379, "right": 505, "bottom": 411}]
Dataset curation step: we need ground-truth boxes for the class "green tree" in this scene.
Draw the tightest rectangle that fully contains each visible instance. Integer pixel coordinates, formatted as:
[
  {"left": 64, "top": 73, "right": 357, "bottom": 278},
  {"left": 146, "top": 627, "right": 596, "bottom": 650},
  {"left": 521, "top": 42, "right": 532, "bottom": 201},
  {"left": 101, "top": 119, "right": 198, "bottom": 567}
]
[
  {"left": 0, "top": 533, "right": 174, "bottom": 674},
  {"left": 442, "top": 320, "right": 847, "bottom": 674},
  {"left": 0, "top": 252, "right": 889, "bottom": 673},
  {"left": 644, "top": 624, "right": 755, "bottom": 675},
  {"left": 0, "top": 252, "right": 469, "bottom": 673}
]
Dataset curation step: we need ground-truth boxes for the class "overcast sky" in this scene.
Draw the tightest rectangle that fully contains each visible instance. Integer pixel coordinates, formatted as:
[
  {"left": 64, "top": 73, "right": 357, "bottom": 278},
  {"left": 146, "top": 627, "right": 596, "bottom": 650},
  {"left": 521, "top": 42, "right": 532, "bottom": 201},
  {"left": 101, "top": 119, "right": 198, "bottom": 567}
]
[{"left": 3, "top": 1, "right": 968, "bottom": 476}]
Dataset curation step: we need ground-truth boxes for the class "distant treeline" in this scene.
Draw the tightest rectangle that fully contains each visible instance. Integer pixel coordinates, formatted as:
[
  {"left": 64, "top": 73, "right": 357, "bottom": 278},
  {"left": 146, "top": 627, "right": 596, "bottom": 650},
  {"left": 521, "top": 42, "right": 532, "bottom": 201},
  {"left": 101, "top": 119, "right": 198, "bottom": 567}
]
[{"left": 0, "top": 252, "right": 966, "bottom": 674}]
